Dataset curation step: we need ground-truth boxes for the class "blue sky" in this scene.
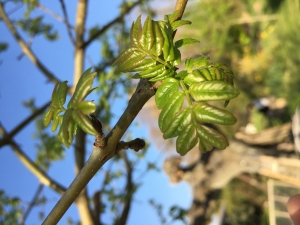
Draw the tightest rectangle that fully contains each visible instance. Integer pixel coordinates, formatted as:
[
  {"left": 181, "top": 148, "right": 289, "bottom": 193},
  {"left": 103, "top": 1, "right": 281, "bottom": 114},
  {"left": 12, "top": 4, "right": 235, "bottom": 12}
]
[{"left": 0, "top": 1, "right": 192, "bottom": 224}]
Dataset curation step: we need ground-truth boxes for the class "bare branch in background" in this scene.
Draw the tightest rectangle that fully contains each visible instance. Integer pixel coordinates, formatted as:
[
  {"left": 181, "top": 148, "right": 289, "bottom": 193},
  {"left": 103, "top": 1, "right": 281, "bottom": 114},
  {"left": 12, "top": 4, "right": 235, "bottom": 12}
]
[
  {"left": 58, "top": 0, "right": 76, "bottom": 45},
  {"left": 37, "top": 4, "right": 75, "bottom": 31},
  {"left": 0, "top": 3, "right": 62, "bottom": 85},
  {"left": 82, "top": 0, "right": 144, "bottom": 49},
  {"left": 19, "top": 184, "right": 44, "bottom": 225},
  {"left": 0, "top": 102, "right": 50, "bottom": 148},
  {"left": 0, "top": 123, "right": 66, "bottom": 194}
]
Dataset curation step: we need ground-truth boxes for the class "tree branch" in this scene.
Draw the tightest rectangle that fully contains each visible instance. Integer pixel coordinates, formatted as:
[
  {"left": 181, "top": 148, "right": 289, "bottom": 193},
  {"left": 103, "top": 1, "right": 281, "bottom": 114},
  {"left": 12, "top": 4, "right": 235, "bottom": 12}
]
[
  {"left": 82, "top": 0, "right": 144, "bottom": 49},
  {"left": 58, "top": 0, "right": 76, "bottom": 45},
  {"left": 37, "top": 4, "right": 75, "bottom": 32},
  {"left": 0, "top": 3, "right": 61, "bottom": 84},
  {"left": 0, "top": 123, "right": 66, "bottom": 194},
  {"left": 42, "top": 78, "right": 158, "bottom": 225},
  {"left": 115, "top": 151, "right": 133, "bottom": 225},
  {"left": 19, "top": 183, "right": 44, "bottom": 225},
  {"left": 0, "top": 101, "right": 50, "bottom": 148},
  {"left": 42, "top": 1, "right": 190, "bottom": 223}
]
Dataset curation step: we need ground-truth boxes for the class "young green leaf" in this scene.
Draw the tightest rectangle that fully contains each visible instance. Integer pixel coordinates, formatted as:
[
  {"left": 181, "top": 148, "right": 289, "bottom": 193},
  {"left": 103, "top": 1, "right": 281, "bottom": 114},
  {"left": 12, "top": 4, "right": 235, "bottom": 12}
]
[
  {"left": 52, "top": 81, "right": 68, "bottom": 108},
  {"left": 151, "top": 21, "right": 164, "bottom": 56},
  {"left": 58, "top": 109, "right": 74, "bottom": 148},
  {"left": 171, "top": 20, "right": 191, "bottom": 31},
  {"left": 196, "top": 125, "right": 228, "bottom": 150},
  {"left": 176, "top": 124, "right": 198, "bottom": 156},
  {"left": 76, "top": 101, "right": 96, "bottom": 115},
  {"left": 43, "top": 107, "right": 54, "bottom": 127},
  {"left": 72, "top": 109, "right": 97, "bottom": 135},
  {"left": 174, "top": 38, "right": 199, "bottom": 49},
  {"left": 130, "top": 15, "right": 142, "bottom": 45},
  {"left": 149, "top": 68, "right": 175, "bottom": 82},
  {"left": 193, "top": 102, "right": 236, "bottom": 125},
  {"left": 166, "top": 10, "right": 181, "bottom": 23},
  {"left": 141, "top": 16, "right": 154, "bottom": 51},
  {"left": 158, "top": 92, "right": 184, "bottom": 132},
  {"left": 68, "top": 68, "right": 97, "bottom": 108},
  {"left": 189, "top": 81, "right": 240, "bottom": 101},
  {"left": 163, "top": 108, "right": 192, "bottom": 139},
  {"left": 155, "top": 78, "right": 179, "bottom": 109},
  {"left": 184, "top": 72, "right": 206, "bottom": 86}
]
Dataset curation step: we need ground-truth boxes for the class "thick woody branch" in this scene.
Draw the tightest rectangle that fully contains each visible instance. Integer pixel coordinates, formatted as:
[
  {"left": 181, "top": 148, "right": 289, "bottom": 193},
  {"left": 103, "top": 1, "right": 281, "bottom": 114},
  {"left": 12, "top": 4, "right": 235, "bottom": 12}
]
[
  {"left": 82, "top": 0, "right": 144, "bottom": 49},
  {"left": 0, "top": 3, "right": 61, "bottom": 85}
]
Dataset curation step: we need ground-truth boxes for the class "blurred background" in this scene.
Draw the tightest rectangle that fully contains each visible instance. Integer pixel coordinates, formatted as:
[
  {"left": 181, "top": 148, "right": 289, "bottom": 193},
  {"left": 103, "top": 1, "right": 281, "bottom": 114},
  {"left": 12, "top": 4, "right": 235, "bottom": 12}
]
[{"left": 0, "top": 0, "right": 300, "bottom": 225}]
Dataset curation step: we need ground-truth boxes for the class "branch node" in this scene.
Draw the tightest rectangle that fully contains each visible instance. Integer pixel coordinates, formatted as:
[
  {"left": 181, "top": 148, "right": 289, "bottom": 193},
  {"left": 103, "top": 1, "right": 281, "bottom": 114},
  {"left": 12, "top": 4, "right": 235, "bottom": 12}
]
[{"left": 116, "top": 138, "right": 146, "bottom": 153}]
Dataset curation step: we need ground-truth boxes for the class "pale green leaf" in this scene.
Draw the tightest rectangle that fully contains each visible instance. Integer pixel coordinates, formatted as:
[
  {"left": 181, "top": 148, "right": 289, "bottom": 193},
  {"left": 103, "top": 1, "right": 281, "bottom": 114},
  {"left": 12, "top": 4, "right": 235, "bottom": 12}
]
[
  {"left": 163, "top": 108, "right": 192, "bottom": 139},
  {"left": 196, "top": 125, "right": 228, "bottom": 150},
  {"left": 76, "top": 101, "right": 96, "bottom": 115},
  {"left": 175, "top": 38, "right": 199, "bottom": 48},
  {"left": 176, "top": 124, "right": 198, "bottom": 156},
  {"left": 68, "top": 68, "right": 97, "bottom": 108},
  {"left": 184, "top": 72, "right": 206, "bottom": 86},
  {"left": 158, "top": 92, "right": 184, "bottom": 132},
  {"left": 149, "top": 68, "right": 175, "bottom": 82},
  {"left": 52, "top": 81, "right": 68, "bottom": 108},
  {"left": 72, "top": 109, "right": 97, "bottom": 135},
  {"left": 155, "top": 78, "right": 179, "bottom": 109},
  {"left": 193, "top": 102, "right": 237, "bottom": 125},
  {"left": 189, "top": 81, "right": 240, "bottom": 101},
  {"left": 141, "top": 16, "right": 154, "bottom": 51},
  {"left": 171, "top": 20, "right": 191, "bottom": 31}
]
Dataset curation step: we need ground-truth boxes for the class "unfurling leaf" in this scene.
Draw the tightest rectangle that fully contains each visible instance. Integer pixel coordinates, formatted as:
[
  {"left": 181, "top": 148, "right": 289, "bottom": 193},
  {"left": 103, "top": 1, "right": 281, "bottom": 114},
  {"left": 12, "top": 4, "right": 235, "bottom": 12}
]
[{"left": 68, "top": 68, "right": 97, "bottom": 108}]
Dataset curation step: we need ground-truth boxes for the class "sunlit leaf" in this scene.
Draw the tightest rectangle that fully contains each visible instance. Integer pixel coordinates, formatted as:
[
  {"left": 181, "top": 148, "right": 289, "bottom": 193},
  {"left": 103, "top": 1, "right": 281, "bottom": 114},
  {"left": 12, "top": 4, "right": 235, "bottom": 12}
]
[
  {"left": 196, "top": 125, "right": 228, "bottom": 150},
  {"left": 141, "top": 16, "right": 154, "bottom": 51},
  {"left": 175, "top": 38, "right": 199, "bottom": 48},
  {"left": 193, "top": 102, "right": 236, "bottom": 125},
  {"left": 52, "top": 81, "right": 68, "bottom": 108},
  {"left": 171, "top": 20, "right": 191, "bottom": 31},
  {"left": 189, "top": 81, "right": 239, "bottom": 101},
  {"left": 158, "top": 92, "right": 184, "bottom": 132},
  {"left": 76, "top": 101, "right": 96, "bottom": 115},
  {"left": 72, "top": 109, "right": 97, "bottom": 135},
  {"left": 176, "top": 124, "right": 197, "bottom": 156},
  {"left": 155, "top": 78, "right": 179, "bottom": 109},
  {"left": 68, "top": 68, "right": 97, "bottom": 108},
  {"left": 163, "top": 108, "right": 192, "bottom": 139}
]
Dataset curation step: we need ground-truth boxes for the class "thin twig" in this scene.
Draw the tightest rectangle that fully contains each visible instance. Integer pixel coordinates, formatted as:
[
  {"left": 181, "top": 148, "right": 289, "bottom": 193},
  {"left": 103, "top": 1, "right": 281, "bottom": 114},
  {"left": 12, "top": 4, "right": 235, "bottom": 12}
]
[
  {"left": 0, "top": 3, "right": 61, "bottom": 85},
  {"left": 37, "top": 4, "right": 75, "bottom": 31},
  {"left": 0, "top": 124, "right": 66, "bottom": 194},
  {"left": 19, "top": 184, "right": 44, "bottom": 225},
  {"left": 82, "top": 0, "right": 144, "bottom": 49},
  {"left": 0, "top": 101, "right": 50, "bottom": 148},
  {"left": 115, "top": 151, "right": 133, "bottom": 225},
  {"left": 58, "top": 0, "right": 76, "bottom": 45}
]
